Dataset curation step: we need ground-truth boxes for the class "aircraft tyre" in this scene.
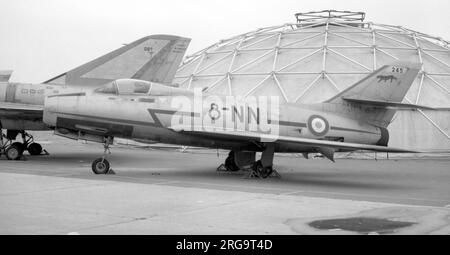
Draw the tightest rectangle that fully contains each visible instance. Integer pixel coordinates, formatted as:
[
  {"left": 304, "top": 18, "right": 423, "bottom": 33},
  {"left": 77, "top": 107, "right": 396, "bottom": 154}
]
[
  {"left": 6, "top": 143, "right": 24, "bottom": 160},
  {"left": 28, "top": 143, "right": 42, "bottom": 155},
  {"left": 253, "top": 160, "right": 273, "bottom": 178},
  {"left": 225, "top": 151, "right": 240, "bottom": 171},
  {"left": 92, "top": 158, "right": 110, "bottom": 174}
]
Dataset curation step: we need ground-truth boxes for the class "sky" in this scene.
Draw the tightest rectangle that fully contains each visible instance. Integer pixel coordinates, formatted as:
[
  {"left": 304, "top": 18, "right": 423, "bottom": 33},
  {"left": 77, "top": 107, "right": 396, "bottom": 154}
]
[{"left": 0, "top": 0, "right": 449, "bottom": 82}]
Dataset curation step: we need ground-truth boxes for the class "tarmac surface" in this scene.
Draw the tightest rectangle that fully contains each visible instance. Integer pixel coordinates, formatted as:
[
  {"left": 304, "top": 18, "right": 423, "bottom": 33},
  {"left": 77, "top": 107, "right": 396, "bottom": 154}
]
[{"left": 1, "top": 132, "right": 449, "bottom": 234}]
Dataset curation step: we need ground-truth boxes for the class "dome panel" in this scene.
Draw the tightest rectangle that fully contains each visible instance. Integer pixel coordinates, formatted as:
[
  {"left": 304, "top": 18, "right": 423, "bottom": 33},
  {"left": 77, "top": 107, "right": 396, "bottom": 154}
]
[
  {"left": 206, "top": 77, "right": 229, "bottom": 95},
  {"left": 417, "top": 78, "right": 450, "bottom": 107},
  {"left": 280, "top": 32, "right": 323, "bottom": 47},
  {"left": 421, "top": 52, "right": 450, "bottom": 73},
  {"left": 281, "top": 33, "right": 325, "bottom": 48},
  {"left": 375, "top": 32, "right": 416, "bottom": 49},
  {"left": 422, "top": 52, "right": 450, "bottom": 74},
  {"left": 417, "top": 38, "right": 448, "bottom": 51},
  {"left": 230, "top": 50, "right": 272, "bottom": 73},
  {"left": 403, "top": 76, "right": 422, "bottom": 103},
  {"left": 329, "top": 31, "right": 373, "bottom": 46},
  {"left": 230, "top": 75, "right": 268, "bottom": 95},
  {"left": 327, "top": 33, "right": 370, "bottom": 47},
  {"left": 388, "top": 110, "right": 450, "bottom": 150},
  {"left": 176, "top": 57, "right": 201, "bottom": 77},
  {"left": 196, "top": 53, "right": 234, "bottom": 75},
  {"left": 276, "top": 49, "right": 322, "bottom": 71},
  {"left": 215, "top": 40, "right": 241, "bottom": 52},
  {"left": 233, "top": 51, "right": 275, "bottom": 74},
  {"left": 379, "top": 32, "right": 417, "bottom": 48},
  {"left": 281, "top": 51, "right": 323, "bottom": 73},
  {"left": 249, "top": 77, "right": 285, "bottom": 101},
  {"left": 240, "top": 34, "right": 279, "bottom": 50},
  {"left": 326, "top": 48, "right": 373, "bottom": 72},
  {"left": 277, "top": 74, "right": 322, "bottom": 102},
  {"left": 378, "top": 48, "right": 420, "bottom": 63},
  {"left": 296, "top": 78, "right": 337, "bottom": 103},
  {"left": 430, "top": 75, "right": 450, "bottom": 92}
]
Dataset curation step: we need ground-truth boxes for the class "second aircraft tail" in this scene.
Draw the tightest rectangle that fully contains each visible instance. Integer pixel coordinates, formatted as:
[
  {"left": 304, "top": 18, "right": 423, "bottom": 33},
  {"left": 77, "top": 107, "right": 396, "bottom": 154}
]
[{"left": 44, "top": 35, "right": 191, "bottom": 87}]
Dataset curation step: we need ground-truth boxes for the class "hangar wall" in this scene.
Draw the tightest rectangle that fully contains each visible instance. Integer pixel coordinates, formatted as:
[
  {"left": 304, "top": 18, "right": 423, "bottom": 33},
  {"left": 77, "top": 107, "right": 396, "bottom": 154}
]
[{"left": 174, "top": 11, "right": 450, "bottom": 151}]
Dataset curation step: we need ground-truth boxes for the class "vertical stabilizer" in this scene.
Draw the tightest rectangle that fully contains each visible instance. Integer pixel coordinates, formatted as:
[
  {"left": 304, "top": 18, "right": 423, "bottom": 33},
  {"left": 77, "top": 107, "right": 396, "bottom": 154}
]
[
  {"left": 326, "top": 61, "right": 421, "bottom": 127},
  {"left": 0, "top": 70, "right": 13, "bottom": 82},
  {"left": 327, "top": 61, "right": 421, "bottom": 104},
  {"left": 44, "top": 35, "right": 191, "bottom": 86}
]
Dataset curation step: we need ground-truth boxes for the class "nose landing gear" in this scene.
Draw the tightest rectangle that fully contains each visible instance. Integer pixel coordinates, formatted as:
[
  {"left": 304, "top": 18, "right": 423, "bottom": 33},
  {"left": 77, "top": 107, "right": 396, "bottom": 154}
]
[{"left": 91, "top": 137, "right": 114, "bottom": 174}]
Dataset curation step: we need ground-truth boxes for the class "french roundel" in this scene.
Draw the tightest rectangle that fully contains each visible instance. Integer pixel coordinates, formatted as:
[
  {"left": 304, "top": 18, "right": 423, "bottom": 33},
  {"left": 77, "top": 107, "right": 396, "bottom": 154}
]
[{"left": 307, "top": 115, "right": 329, "bottom": 136}]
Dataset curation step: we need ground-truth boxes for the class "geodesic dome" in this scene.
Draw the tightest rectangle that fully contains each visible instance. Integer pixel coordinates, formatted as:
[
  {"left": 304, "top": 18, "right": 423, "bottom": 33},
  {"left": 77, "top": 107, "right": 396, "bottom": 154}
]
[{"left": 174, "top": 11, "right": 450, "bottom": 151}]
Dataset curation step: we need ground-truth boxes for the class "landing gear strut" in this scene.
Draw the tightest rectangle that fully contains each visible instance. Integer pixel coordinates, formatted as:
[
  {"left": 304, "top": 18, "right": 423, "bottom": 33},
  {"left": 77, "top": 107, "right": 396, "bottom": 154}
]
[
  {"left": 91, "top": 137, "right": 114, "bottom": 174},
  {"left": 218, "top": 144, "right": 281, "bottom": 179},
  {"left": 0, "top": 130, "right": 46, "bottom": 160},
  {"left": 224, "top": 151, "right": 240, "bottom": 171}
]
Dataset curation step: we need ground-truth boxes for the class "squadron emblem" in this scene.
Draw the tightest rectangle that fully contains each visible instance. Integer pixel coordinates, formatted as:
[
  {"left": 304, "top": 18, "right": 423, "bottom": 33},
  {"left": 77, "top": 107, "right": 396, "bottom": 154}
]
[{"left": 377, "top": 75, "right": 397, "bottom": 83}]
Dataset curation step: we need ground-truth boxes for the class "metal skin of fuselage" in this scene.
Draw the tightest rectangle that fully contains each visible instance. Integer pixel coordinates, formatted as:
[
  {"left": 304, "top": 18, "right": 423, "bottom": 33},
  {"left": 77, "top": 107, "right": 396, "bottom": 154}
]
[
  {"left": 0, "top": 82, "right": 55, "bottom": 130},
  {"left": 43, "top": 84, "right": 385, "bottom": 154}
]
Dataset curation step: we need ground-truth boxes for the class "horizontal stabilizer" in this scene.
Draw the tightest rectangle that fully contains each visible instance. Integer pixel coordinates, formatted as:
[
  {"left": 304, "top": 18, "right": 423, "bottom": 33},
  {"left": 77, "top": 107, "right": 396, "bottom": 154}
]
[{"left": 342, "top": 97, "right": 435, "bottom": 110}]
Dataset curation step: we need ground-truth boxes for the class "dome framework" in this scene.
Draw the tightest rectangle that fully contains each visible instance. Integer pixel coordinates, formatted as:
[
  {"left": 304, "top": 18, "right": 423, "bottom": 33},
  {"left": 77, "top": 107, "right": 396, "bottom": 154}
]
[{"left": 174, "top": 11, "right": 450, "bottom": 150}]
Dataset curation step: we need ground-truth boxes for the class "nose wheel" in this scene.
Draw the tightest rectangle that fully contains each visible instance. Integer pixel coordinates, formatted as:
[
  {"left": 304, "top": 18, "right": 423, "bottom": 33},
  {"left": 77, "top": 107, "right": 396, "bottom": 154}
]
[
  {"left": 91, "top": 137, "right": 114, "bottom": 175},
  {"left": 92, "top": 158, "right": 110, "bottom": 174}
]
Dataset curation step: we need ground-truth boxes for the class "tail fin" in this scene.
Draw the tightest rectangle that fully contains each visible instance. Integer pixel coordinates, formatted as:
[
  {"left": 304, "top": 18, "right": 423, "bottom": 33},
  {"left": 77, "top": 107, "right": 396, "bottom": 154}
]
[
  {"left": 43, "top": 35, "right": 190, "bottom": 86},
  {"left": 326, "top": 61, "right": 422, "bottom": 127},
  {"left": 0, "top": 70, "right": 13, "bottom": 82}
]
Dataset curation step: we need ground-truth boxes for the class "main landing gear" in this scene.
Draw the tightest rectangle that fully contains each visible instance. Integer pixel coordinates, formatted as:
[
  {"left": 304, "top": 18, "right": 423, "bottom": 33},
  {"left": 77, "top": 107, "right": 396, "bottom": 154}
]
[
  {"left": 219, "top": 144, "right": 281, "bottom": 179},
  {"left": 91, "top": 137, "right": 115, "bottom": 175},
  {"left": 0, "top": 130, "right": 46, "bottom": 160}
]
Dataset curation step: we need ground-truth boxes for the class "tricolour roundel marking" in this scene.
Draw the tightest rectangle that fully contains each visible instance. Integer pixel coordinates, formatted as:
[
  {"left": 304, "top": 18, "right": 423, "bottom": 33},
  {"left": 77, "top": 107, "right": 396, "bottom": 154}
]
[{"left": 307, "top": 115, "right": 329, "bottom": 136}]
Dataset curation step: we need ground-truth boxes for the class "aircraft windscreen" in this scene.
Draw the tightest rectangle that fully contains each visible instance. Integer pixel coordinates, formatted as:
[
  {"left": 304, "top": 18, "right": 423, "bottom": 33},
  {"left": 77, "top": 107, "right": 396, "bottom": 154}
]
[
  {"left": 115, "top": 79, "right": 151, "bottom": 95},
  {"left": 95, "top": 82, "right": 118, "bottom": 94}
]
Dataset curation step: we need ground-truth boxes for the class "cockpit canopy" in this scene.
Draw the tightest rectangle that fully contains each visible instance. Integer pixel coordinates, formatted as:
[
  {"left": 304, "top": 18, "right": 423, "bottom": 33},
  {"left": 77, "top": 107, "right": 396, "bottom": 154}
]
[{"left": 95, "top": 79, "right": 191, "bottom": 96}]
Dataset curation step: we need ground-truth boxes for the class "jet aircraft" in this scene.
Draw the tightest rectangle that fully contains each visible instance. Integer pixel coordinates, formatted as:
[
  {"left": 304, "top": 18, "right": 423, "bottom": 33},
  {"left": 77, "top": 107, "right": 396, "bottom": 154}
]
[{"left": 41, "top": 60, "right": 428, "bottom": 178}]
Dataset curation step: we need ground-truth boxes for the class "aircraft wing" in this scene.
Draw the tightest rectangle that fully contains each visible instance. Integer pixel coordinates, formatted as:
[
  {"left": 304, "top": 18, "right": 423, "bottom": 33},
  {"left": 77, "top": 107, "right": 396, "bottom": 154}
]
[
  {"left": 0, "top": 102, "right": 43, "bottom": 120},
  {"left": 170, "top": 125, "right": 417, "bottom": 154}
]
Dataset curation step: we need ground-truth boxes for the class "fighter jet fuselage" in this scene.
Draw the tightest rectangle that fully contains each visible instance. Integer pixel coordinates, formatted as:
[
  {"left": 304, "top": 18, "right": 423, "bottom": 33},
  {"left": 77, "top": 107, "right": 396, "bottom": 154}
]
[{"left": 43, "top": 78, "right": 386, "bottom": 154}]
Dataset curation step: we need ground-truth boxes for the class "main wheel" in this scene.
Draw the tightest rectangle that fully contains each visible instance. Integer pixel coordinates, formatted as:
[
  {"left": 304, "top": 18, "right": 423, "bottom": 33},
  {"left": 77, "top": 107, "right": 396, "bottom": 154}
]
[
  {"left": 5, "top": 143, "right": 24, "bottom": 160},
  {"left": 225, "top": 151, "right": 240, "bottom": 171},
  {"left": 253, "top": 160, "right": 273, "bottom": 178},
  {"left": 91, "top": 158, "right": 110, "bottom": 174},
  {"left": 27, "top": 143, "right": 42, "bottom": 155}
]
